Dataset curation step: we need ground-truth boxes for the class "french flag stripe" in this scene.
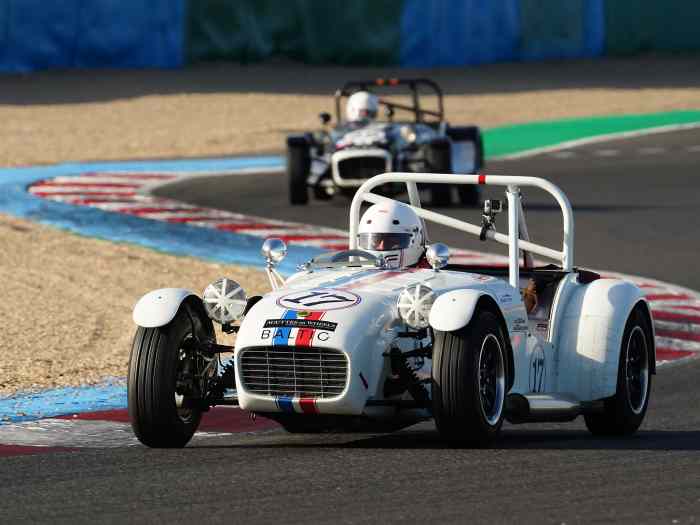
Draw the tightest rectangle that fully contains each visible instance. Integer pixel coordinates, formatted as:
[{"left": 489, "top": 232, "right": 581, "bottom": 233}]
[
  {"left": 299, "top": 398, "right": 318, "bottom": 414},
  {"left": 276, "top": 397, "right": 295, "bottom": 413},
  {"left": 273, "top": 310, "right": 297, "bottom": 346},
  {"left": 294, "top": 311, "right": 325, "bottom": 347},
  {"left": 340, "top": 270, "right": 408, "bottom": 290}
]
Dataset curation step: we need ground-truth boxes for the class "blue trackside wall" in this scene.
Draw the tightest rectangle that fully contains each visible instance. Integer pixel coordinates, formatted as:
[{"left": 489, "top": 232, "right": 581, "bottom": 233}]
[
  {"left": 0, "top": 0, "right": 697, "bottom": 73},
  {"left": 0, "top": 0, "right": 185, "bottom": 73},
  {"left": 400, "top": 0, "right": 605, "bottom": 67}
]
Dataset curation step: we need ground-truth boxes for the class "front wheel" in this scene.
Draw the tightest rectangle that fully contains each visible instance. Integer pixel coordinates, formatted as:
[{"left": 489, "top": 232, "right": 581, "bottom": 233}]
[
  {"left": 128, "top": 301, "right": 216, "bottom": 448},
  {"left": 584, "top": 306, "right": 653, "bottom": 436},
  {"left": 423, "top": 139, "right": 452, "bottom": 207},
  {"left": 432, "top": 309, "right": 507, "bottom": 445},
  {"left": 287, "top": 139, "right": 310, "bottom": 205},
  {"left": 457, "top": 184, "right": 480, "bottom": 207}
]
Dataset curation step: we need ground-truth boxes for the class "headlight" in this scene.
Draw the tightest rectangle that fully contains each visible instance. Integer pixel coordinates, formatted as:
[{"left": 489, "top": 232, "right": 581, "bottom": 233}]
[
  {"left": 397, "top": 283, "right": 436, "bottom": 329},
  {"left": 202, "top": 278, "right": 247, "bottom": 324},
  {"left": 400, "top": 125, "right": 417, "bottom": 144}
]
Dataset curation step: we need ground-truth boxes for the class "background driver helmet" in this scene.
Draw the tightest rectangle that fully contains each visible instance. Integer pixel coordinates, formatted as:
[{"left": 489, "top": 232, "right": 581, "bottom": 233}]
[
  {"left": 346, "top": 91, "right": 379, "bottom": 123},
  {"left": 358, "top": 201, "right": 424, "bottom": 268}
]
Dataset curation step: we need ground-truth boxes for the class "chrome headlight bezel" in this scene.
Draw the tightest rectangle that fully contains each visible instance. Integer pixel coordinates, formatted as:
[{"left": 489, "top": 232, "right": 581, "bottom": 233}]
[
  {"left": 202, "top": 278, "right": 247, "bottom": 325},
  {"left": 399, "top": 124, "right": 417, "bottom": 144},
  {"left": 396, "top": 283, "right": 436, "bottom": 329}
]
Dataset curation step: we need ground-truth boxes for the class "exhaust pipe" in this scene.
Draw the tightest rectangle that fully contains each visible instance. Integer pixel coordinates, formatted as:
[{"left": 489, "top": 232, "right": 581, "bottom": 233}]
[{"left": 505, "top": 393, "right": 583, "bottom": 423}]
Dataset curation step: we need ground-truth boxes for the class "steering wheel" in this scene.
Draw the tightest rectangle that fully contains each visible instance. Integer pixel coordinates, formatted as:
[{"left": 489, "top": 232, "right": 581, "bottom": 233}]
[{"left": 330, "top": 250, "right": 379, "bottom": 263}]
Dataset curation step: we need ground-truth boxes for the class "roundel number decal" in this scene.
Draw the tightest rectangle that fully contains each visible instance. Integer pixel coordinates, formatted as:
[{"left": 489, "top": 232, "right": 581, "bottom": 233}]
[{"left": 277, "top": 289, "right": 361, "bottom": 311}]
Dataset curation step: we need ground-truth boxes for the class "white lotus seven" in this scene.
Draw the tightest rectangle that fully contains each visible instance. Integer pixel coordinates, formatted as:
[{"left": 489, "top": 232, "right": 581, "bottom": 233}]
[{"left": 129, "top": 172, "right": 655, "bottom": 447}]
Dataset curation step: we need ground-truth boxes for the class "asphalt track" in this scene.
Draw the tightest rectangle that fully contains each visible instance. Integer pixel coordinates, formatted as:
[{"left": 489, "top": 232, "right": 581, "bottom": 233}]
[{"left": 3, "top": 129, "right": 700, "bottom": 523}]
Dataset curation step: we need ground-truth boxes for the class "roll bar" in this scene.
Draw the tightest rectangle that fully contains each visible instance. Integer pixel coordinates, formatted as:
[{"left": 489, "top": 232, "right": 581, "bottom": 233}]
[
  {"left": 334, "top": 78, "right": 444, "bottom": 124},
  {"left": 349, "top": 173, "right": 574, "bottom": 289}
]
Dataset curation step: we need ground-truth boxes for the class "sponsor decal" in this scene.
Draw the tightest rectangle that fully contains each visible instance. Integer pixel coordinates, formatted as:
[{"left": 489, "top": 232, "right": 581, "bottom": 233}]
[
  {"left": 383, "top": 253, "right": 400, "bottom": 267},
  {"left": 261, "top": 310, "right": 333, "bottom": 347},
  {"left": 277, "top": 289, "right": 361, "bottom": 311},
  {"left": 264, "top": 318, "right": 338, "bottom": 331},
  {"left": 512, "top": 317, "right": 528, "bottom": 332},
  {"left": 499, "top": 293, "right": 513, "bottom": 304}
]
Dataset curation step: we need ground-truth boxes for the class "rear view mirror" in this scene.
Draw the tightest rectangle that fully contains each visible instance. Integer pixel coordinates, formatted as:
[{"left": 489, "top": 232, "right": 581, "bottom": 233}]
[{"left": 319, "top": 112, "right": 331, "bottom": 125}]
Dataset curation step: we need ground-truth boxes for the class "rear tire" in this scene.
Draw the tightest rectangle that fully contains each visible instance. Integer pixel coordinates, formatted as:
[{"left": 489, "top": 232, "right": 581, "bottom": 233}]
[
  {"left": 128, "top": 302, "right": 215, "bottom": 448},
  {"left": 287, "top": 139, "right": 310, "bottom": 205},
  {"left": 584, "top": 306, "right": 653, "bottom": 436},
  {"left": 313, "top": 183, "right": 333, "bottom": 201},
  {"left": 432, "top": 310, "right": 507, "bottom": 445},
  {"left": 447, "top": 126, "right": 483, "bottom": 207},
  {"left": 424, "top": 139, "right": 452, "bottom": 207},
  {"left": 457, "top": 185, "right": 480, "bottom": 207}
]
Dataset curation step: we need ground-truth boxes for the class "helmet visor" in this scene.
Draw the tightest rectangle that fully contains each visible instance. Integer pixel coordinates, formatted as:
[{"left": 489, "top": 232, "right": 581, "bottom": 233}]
[
  {"left": 358, "top": 232, "right": 411, "bottom": 251},
  {"left": 359, "top": 108, "right": 377, "bottom": 120}
]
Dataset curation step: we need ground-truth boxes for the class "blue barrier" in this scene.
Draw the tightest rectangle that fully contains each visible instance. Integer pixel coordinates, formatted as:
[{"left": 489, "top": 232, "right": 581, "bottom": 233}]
[
  {"left": 400, "top": 0, "right": 520, "bottom": 67},
  {"left": 0, "top": 0, "right": 185, "bottom": 73},
  {"left": 518, "top": 0, "right": 604, "bottom": 60},
  {"left": 399, "top": 0, "right": 604, "bottom": 67}
]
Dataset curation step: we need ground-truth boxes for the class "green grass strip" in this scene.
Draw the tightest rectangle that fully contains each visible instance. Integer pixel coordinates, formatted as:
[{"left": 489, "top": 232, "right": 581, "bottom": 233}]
[{"left": 483, "top": 110, "right": 700, "bottom": 158}]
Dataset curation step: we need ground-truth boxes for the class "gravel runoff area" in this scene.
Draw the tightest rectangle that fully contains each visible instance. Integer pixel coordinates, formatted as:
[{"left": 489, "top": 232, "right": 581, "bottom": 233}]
[{"left": 1, "top": 55, "right": 699, "bottom": 395}]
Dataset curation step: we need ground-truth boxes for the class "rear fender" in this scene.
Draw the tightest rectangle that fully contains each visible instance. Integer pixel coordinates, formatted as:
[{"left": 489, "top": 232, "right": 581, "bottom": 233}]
[
  {"left": 133, "top": 288, "right": 198, "bottom": 328},
  {"left": 556, "top": 279, "right": 652, "bottom": 400}
]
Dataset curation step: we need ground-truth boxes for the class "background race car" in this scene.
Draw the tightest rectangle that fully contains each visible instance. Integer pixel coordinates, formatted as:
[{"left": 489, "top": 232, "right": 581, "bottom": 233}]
[{"left": 287, "top": 78, "right": 484, "bottom": 207}]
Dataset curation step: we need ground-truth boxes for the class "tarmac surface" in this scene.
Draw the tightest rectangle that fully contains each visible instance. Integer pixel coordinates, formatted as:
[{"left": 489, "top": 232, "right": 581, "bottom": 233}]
[{"left": 3, "top": 129, "right": 700, "bottom": 524}]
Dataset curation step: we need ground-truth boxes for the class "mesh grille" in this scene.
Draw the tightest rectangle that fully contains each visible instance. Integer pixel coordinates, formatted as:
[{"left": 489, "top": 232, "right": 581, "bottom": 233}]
[
  {"left": 240, "top": 346, "right": 348, "bottom": 399},
  {"left": 337, "top": 156, "right": 387, "bottom": 180}
]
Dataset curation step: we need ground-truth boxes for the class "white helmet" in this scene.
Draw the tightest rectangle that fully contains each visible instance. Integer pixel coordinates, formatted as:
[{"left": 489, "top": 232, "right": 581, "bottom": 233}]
[
  {"left": 346, "top": 91, "right": 379, "bottom": 123},
  {"left": 358, "top": 201, "right": 425, "bottom": 268}
]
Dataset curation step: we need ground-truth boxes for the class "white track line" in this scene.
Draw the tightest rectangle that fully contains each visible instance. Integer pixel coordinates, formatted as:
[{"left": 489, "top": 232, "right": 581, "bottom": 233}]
[{"left": 492, "top": 121, "right": 700, "bottom": 160}]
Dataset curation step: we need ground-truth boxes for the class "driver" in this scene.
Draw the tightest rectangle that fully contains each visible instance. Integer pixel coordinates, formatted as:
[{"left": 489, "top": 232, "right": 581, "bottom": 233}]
[
  {"left": 346, "top": 91, "right": 379, "bottom": 124},
  {"left": 357, "top": 201, "right": 426, "bottom": 269}
]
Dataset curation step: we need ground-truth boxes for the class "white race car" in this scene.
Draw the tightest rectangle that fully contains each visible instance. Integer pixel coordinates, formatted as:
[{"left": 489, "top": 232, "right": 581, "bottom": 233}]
[{"left": 128, "top": 172, "right": 655, "bottom": 447}]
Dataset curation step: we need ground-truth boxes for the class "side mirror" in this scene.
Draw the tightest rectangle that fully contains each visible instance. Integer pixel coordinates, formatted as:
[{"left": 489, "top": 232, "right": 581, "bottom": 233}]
[
  {"left": 319, "top": 112, "right": 331, "bottom": 125},
  {"left": 261, "top": 238, "right": 287, "bottom": 266},
  {"left": 426, "top": 243, "right": 449, "bottom": 271}
]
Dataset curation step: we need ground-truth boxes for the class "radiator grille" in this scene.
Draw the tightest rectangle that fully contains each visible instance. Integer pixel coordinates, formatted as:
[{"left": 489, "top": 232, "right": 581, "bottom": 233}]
[
  {"left": 337, "top": 156, "right": 387, "bottom": 180},
  {"left": 239, "top": 346, "right": 348, "bottom": 399}
]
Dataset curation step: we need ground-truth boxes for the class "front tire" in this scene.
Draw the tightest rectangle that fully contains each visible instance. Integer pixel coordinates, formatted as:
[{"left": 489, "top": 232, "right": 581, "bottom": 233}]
[
  {"left": 446, "top": 126, "right": 483, "bottom": 207},
  {"left": 424, "top": 139, "right": 452, "bottom": 207},
  {"left": 432, "top": 310, "right": 507, "bottom": 445},
  {"left": 287, "top": 139, "right": 310, "bottom": 205},
  {"left": 584, "top": 306, "right": 653, "bottom": 436},
  {"left": 457, "top": 129, "right": 482, "bottom": 206},
  {"left": 128, "top": 302, "right": 215, "bottom": 448}
]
